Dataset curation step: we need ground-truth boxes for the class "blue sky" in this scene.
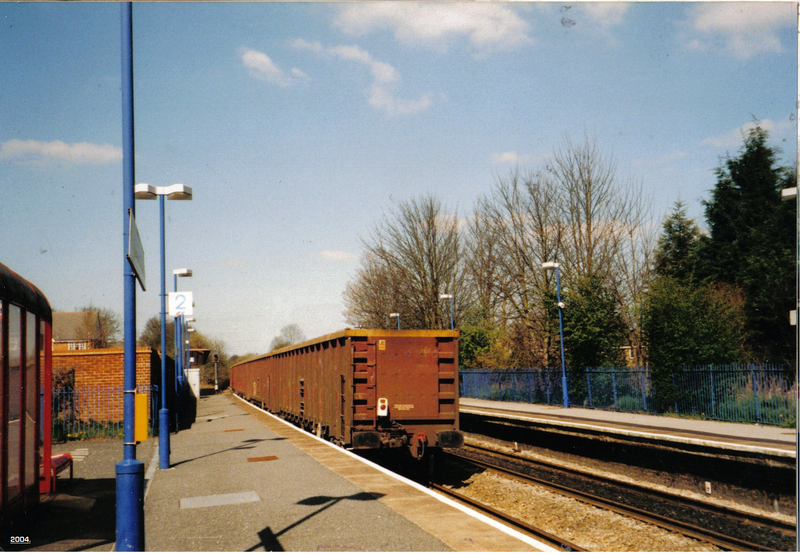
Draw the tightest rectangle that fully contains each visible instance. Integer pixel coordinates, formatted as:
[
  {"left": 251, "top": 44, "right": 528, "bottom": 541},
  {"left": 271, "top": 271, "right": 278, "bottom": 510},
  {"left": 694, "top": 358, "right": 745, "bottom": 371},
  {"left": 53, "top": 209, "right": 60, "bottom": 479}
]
[{"left": 1, "top": 2, "right": 796, "bottom": 356}]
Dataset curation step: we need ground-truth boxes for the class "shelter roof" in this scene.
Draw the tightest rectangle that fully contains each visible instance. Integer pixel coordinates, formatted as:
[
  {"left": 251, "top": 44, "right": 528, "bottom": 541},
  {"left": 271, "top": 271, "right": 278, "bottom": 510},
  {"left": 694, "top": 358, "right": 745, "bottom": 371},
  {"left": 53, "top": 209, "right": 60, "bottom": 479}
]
[{"left": 0, "top": 261, "right": 52, "bottom": 321}]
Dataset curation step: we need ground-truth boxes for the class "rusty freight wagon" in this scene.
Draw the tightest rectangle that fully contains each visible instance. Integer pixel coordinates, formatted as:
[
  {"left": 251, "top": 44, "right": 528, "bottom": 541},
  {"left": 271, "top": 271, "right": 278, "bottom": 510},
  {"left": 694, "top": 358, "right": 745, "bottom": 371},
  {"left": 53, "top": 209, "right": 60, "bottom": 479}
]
[{"left": 231, "top": 329, "right": 463, "bottom": 460}]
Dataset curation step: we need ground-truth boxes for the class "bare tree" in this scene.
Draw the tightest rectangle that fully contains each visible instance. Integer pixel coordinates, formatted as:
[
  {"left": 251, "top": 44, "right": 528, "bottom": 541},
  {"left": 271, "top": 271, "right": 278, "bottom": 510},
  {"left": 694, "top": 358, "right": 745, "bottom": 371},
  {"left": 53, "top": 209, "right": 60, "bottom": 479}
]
[
  {"left": 474, "top": 168, "right": 563, "bottom": 366},
  {"left": 343, "top": 255, "right": 406, "bottom": 329},
  {"left": 463, "top": 207, "right": 500, "bottom": 321},
  {"left": 79, "top": 305, "right": 121, "bottom": 348},
  {"left": 344, "top": 194, "right": 466, "bottom": 330},
  {"left": 609, "top": 190, "right": 657, "bottom": 366},
  {"left": 269, "top": 324, "right": 306, "bottom": 350},
  {"left": 549, "top": 134, "right": 629, "bottom": 281},
  {"left": 548, "top": 134, "right": 654, "bottom": 364},
  {"left": 464, "top": 136, "right": 655, "bottom": 368}
]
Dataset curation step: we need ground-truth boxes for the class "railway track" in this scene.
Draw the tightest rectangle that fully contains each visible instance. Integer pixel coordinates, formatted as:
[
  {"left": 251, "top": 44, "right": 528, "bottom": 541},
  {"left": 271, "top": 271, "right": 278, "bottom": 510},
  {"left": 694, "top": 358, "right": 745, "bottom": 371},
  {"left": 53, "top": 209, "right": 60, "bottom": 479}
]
[
  {"left": 439, "top": 445, "right": 795, "bottom": 551},
  {"left": 429, "top": 481, "right": 586, "bottom": 551}
]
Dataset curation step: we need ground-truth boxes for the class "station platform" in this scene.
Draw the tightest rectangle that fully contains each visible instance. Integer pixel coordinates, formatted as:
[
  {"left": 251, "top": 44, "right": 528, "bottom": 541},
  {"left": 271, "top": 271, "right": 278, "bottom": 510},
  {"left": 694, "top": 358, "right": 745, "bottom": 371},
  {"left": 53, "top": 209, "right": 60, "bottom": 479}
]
[
  {"left": 460, "top": 398, "right": 797, "bottom": 459},
  {"left": 142, "top": 393, "right": 548, "bottom": 552}
]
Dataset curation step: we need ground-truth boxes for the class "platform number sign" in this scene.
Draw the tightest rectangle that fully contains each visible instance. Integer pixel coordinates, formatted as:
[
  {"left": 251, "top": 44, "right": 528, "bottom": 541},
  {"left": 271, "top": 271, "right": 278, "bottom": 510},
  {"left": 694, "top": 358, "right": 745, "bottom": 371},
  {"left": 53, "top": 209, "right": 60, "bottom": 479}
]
[{"left": 168, "top": 291, "right": 193, "bottom": 317}]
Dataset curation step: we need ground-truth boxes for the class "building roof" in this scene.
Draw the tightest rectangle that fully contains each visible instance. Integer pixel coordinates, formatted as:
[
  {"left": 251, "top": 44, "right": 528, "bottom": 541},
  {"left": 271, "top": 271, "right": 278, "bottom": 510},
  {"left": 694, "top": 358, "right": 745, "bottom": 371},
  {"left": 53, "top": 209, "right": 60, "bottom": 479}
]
[{"left": 52, "top": 311, "right": 101, "bottom": 343}]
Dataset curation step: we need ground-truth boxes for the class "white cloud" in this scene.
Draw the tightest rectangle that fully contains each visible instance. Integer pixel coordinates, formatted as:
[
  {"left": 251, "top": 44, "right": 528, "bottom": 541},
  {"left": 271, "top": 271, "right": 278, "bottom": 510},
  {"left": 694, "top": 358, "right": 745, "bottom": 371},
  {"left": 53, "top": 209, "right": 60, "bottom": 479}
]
[
  {"left": 685, "top": 3, "right": 794, "bottom": 60},
  {"left": 580, "top": 3, "right": 631, "bottom": 28},
  {"left": 703, "top": 118, "right": 793, "bottom": 148},
  {"left": 240, "top": 46, "right": 307, "bottom": 87},
  {"left": 293, "top": 39, "right": 431, "bottom": 116},
  {"left": 492, "top": 151, "right": 522, "bottom": 164},
  {"left": 0, "top": 139, "right": 122, "bottom": 165},
  {"left": 333, "top": 3, "right": 531, "bottom": 52}
]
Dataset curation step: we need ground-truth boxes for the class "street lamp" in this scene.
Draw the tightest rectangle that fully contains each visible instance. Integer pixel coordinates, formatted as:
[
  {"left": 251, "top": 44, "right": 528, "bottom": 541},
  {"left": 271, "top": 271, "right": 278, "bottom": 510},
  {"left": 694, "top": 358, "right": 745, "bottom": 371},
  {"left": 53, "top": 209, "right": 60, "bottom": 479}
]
[
  {"left": 134, "top": 183, "right": 192, "bottom": 470},
  {"left": 389, "top": 313, "right": 400, "bottom": 330},
  {"left": 542, "top": 261, "right": 569, "bottom": 408},
  {"left": 439, "top": 294, "right": 454, "bottom": 330},
  {"left": 174, "top": 268, "right": 192, "bottom": 290}
]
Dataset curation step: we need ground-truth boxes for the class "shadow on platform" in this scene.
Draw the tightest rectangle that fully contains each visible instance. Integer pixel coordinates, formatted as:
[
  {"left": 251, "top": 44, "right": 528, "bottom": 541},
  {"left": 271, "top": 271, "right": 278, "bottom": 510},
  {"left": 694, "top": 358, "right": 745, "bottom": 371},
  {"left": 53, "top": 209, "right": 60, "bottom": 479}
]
[
  {"left": 244, "top": 492, "right": 385, "bottom": 552},
  {"left": 3, "top": 477, "right": 116, "bottom": 552}
]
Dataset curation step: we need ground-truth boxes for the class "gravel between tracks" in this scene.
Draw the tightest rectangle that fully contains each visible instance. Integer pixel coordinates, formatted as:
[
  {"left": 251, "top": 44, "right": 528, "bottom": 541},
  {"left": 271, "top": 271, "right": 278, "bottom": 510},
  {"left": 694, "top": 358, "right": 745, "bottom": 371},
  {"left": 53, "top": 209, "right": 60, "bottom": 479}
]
[{"left": 445, "top": 468, "right": 722, "bottom": 552}]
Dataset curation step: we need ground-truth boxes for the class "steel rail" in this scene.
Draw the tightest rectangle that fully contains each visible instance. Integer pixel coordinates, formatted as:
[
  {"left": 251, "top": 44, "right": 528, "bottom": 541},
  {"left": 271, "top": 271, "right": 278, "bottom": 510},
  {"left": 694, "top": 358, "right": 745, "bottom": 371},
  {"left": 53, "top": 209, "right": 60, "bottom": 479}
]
[
  {"left": 428, "top": 482, "right": 586, "bottom": 552},
  {"left": 445, "top": 450, "right": 778, "bottom": 552},
  {"left": 465, "top": 441, "right": 796, "bottom": 536}
]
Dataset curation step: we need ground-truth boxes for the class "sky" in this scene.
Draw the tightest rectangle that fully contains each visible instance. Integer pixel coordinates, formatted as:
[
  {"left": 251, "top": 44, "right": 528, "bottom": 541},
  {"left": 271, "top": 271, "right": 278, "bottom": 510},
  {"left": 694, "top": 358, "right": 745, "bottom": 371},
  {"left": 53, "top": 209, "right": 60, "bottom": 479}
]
[{"left": 1, "top": 2, "right": 797, "bottom": 356}]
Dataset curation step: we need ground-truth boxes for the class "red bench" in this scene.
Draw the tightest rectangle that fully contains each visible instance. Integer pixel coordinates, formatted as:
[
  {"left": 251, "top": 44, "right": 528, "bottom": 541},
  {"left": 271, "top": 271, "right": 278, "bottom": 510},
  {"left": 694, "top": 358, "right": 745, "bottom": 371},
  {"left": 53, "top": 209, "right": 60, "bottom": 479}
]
[{"left": 45, "top": 453, "right": 73, "bottom": 492}]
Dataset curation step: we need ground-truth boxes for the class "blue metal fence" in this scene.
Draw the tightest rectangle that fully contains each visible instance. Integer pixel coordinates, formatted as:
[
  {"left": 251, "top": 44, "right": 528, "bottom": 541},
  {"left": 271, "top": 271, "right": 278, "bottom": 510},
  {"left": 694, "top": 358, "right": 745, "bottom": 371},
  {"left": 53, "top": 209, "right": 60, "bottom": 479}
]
[
  {"left": 672, "top": 364, "right": 794, "bottom": 425},
  {"left": 460, "top": 364, "right": 796, "bottom": 427},
  {"left": 49, "top": 384, "right": 159, "bottom": 440},
  {"left": 585, "top": 367, "right": 650, "bottom": 413},
  {"left": 460, "top": 369, "right": 565, "bottom": 406}
]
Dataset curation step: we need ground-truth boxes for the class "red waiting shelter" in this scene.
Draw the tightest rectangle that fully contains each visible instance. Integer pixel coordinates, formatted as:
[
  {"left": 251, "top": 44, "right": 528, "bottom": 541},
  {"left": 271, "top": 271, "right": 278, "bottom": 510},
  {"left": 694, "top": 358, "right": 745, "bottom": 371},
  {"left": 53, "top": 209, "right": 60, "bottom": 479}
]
[{"left": 0, "top": 262, "right": 53, "bottom": 529}]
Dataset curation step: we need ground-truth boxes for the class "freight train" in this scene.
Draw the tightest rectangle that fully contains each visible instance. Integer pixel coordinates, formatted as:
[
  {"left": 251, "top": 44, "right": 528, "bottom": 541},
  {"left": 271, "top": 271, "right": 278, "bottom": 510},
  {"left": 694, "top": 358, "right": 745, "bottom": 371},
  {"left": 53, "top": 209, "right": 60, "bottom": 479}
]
[{"left": 230, "top": 329, "right": 464, "bottom": 462}]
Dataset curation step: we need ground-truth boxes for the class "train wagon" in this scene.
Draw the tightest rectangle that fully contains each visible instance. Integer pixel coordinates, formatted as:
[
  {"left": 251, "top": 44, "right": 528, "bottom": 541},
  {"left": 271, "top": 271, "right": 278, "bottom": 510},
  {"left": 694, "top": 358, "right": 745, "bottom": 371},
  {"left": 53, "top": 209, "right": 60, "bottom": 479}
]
[{"left": 231, "top": 329, "right": 464, "bottom": 460}]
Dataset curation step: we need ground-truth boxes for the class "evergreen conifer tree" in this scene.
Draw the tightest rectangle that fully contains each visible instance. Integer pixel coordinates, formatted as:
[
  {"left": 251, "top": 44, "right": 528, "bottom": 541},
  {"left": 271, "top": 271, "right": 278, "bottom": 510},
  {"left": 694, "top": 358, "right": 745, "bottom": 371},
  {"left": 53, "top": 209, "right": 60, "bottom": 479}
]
[{"left": 697, "top": 126, "right": 795, "bottom": 362}]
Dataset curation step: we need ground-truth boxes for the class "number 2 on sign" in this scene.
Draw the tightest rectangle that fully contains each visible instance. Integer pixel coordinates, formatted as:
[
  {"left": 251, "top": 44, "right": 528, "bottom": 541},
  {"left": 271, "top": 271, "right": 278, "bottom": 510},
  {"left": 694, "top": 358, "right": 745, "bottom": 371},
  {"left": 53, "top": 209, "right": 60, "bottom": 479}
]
[{"left": 169, "top": 291, "right": 193, "bottom": 316}]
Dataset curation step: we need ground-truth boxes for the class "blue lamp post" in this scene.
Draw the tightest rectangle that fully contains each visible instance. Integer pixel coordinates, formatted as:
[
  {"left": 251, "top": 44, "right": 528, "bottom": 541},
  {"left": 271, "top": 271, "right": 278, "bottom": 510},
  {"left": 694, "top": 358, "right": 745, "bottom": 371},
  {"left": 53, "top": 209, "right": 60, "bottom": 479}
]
[
  {"left": 173, "top": 269, "right": 192, "bottom": 415},
  {"left": 185, "top": 316, "right": 195, "bottom": 377},
  {"left": 389, "top": 312, "right": 400, "bottom": 330},
  {"left": 134, "top": 183, "right": 192, "bottom": 470},
  {"left": 173, "top": 313, "right": 182, "bottom": 422},
  {"left": 117, "top": 4, "right": 144, "bottom": 550},
  {"left": 439, "top": 294, "right": 454, "bottom": 330},
  {"left": 543, "top": 261, "right": 569, "bottom": 408}
]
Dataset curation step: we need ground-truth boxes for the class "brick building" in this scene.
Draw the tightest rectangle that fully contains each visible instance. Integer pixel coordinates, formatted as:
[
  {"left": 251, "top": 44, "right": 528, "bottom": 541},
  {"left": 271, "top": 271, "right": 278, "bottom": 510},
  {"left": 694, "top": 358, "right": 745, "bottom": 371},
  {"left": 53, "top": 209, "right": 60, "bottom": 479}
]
[{"left": 52, "top": 311, "right": 102, "bottom": 352}]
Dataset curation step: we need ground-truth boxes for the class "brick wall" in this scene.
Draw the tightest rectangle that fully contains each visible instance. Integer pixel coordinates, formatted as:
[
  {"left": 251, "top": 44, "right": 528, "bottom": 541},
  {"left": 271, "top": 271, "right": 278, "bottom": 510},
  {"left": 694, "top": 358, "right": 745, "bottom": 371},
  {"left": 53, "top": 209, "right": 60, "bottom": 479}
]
[{"left": 51, "top": 347, "right": 174, "bottom": 424}]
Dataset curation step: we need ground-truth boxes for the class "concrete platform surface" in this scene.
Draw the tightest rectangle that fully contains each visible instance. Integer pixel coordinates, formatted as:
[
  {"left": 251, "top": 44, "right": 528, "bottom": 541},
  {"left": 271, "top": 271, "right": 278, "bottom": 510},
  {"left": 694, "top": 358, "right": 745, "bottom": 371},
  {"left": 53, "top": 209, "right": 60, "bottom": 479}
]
[
  {"left": 460, "top": 397, "right": 797, "bottom": 457},
  {"left": 3, "top": 437, "right": 156, "bottom": 552},
  {"left": 144, "top": 393, "right": 545, "bottom": 552}
]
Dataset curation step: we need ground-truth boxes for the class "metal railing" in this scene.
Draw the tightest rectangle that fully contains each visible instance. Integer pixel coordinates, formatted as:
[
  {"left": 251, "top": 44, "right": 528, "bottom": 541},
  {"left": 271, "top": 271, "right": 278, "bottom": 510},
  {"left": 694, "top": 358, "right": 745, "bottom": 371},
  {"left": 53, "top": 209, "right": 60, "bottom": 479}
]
[
  {"left": 585, "top": 367, "right": 651, "bottom": 413},
  {"left": 459, "top": 369, "right": 566, "bottom": 406},
  {"left": 672, "top": 364, "right": 795, "bottom": 426},
  {"left": 48, "top": 384, "right": 159, "bottom": 441},
  {"left": 460, "top": 364, "right": 796, "bottom": 427}
]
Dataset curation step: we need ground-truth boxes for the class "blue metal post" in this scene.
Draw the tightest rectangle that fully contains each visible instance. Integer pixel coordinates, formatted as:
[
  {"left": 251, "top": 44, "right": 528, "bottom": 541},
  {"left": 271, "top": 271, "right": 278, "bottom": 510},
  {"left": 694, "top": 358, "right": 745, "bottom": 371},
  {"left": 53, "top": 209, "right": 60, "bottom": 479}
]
[
  {"left": 751, "top": 364, "right": 761, "bottom": 423},
  {"left": 527, "top": 372, "right": 533, "bottom": 403},
  {"left": 554, "top": 266, "right": 569, "bottom": 408},
  {"left": 116, "top": 3, "right": 144, "bottom": 550},
  {"left": 158, "top": 194, "right": 170, "bottom": 468},
  {"left": 179, "top": 313, "right": 186, "bottom": 391},
  {"left": 173, "top": 274, "right": 179, "bottom": 425},
  {"left": 586, "top": 370, "right": 593, "bottom": 408},
  {"left": 186, "top": 324, "right": 192, "bottom": 390},
  {"left": 673, "top": 373, "right": 679, "bottom": 414},
  {"left": 448, "top": 296, "right": 454, "bottom": 330},
  {"left": 174, "top": 314, "right": 182, "bottom": 424},
  {"left": 640, "top": 369, "right": 648, "bottom": 412},
  {"left": 710, "top": 365, "right": 716, "bottom": 419}
]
